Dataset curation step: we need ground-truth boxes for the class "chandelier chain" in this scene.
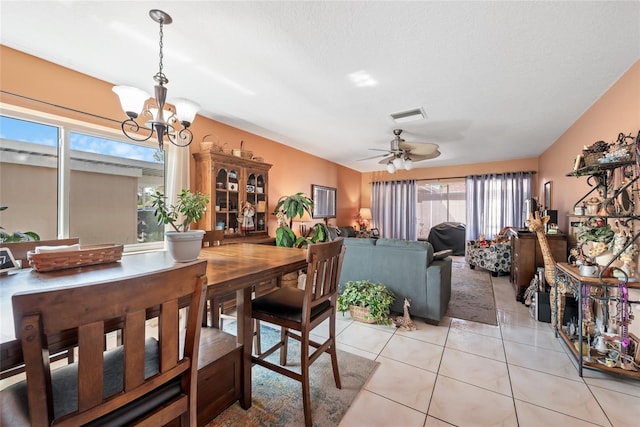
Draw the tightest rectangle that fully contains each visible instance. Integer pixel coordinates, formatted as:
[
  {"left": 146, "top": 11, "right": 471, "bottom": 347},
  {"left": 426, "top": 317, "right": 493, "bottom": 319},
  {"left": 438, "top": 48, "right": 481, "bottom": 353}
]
[{"left": 154, "top": 17, "right": 168, "bottom": 85}]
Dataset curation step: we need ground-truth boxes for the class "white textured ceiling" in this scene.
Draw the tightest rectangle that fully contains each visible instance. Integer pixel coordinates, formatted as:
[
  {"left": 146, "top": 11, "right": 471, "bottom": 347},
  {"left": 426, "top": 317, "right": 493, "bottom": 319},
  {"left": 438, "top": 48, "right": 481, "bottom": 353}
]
[{"left": 1, "top": 1, "right": 639, "bottom": 172}]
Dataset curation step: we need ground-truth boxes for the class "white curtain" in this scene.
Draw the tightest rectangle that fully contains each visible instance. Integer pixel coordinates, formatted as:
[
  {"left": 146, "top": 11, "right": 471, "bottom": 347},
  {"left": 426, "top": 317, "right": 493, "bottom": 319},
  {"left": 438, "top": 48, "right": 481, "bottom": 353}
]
[
  {"left": 164, "top": 143, "right": 190, "bottom": 233},
  {"left": 465, "top": 172, "right": 532, "bottom": 240},
  {"left": 371, "top": 180, "right": 416, "bottom": 240}
]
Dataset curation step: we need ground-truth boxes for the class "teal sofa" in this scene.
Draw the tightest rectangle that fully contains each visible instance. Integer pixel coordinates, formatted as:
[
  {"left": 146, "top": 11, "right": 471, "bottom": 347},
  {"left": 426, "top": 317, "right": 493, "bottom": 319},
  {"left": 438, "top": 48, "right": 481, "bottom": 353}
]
[{"left": 338, "top": 238, "right": 452, "bottom": 323}]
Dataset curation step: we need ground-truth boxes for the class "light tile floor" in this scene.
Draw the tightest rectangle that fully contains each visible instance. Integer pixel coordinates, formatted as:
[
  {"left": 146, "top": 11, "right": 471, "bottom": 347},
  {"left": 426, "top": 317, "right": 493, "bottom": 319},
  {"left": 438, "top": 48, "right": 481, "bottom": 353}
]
[{"left": 328, "top": 263, "right": 640, "bottom": 427}]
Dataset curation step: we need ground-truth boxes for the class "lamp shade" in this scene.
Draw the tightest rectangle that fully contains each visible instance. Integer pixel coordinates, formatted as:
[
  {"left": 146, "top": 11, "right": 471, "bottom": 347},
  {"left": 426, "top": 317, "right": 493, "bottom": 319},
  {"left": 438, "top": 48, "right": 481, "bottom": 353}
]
[
  {"left": 359, "top": 208, "right": 372, "bottom": 220},
  {"left": 392, "top": 157, "right": 404, "bottom": 169},
  {"left": 386, "top": 162, "right": 396, "bottom": 173},
  {"left": 403, "top": 158, "right": 413, "bottom": 170},
  {"left": 171, "top": 98, "right": 200, "bottom": 124},
  {"left": 112, "top": 85, "right": 150, "bottom": 117}
]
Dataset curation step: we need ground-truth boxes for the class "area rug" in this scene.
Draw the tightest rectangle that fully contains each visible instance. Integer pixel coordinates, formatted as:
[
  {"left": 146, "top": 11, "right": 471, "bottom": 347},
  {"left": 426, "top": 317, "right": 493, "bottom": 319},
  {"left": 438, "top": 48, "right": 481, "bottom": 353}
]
[
  {"left": 206, "top": 323, "right": 379, "bottom": 427},
  {"left": 446, "top": 261, "right": 498, "bottom": 326}
]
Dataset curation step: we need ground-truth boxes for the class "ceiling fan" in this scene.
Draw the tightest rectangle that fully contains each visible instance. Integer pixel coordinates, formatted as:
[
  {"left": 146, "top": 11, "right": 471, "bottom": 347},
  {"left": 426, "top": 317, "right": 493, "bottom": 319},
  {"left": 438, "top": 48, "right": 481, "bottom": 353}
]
[{"left": 360, "top": 129, "right": 440, "bottom": 173}]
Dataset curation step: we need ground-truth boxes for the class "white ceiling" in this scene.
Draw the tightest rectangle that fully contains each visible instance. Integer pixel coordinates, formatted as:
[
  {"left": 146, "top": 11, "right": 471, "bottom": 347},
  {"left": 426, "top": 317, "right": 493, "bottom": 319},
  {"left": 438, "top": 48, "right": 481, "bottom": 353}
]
[{"left": 1, "top": 1, "right": 639, "bottom": 172}]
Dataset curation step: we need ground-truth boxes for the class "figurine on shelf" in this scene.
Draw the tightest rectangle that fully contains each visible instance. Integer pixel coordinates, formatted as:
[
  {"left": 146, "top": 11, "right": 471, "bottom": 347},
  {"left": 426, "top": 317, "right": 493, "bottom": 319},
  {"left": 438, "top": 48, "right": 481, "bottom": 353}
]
[{"left": 239, "top": 201, "right": 255, "bottom": 231}]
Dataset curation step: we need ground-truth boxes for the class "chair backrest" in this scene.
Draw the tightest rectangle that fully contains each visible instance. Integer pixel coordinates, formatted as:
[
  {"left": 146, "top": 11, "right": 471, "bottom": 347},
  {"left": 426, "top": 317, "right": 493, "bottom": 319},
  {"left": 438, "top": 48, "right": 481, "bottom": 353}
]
[
  {"left": 9, "top": 260, "right": 208, "bottom": 426},
  {"left": 303, "top": 238, "right": 345, "bottom": 309},
  {"left": 1, "top": 238, "right": 80, "bottom": 266},
  {"left": 202, "top": 230, "right": 224, "bottom": 247}
]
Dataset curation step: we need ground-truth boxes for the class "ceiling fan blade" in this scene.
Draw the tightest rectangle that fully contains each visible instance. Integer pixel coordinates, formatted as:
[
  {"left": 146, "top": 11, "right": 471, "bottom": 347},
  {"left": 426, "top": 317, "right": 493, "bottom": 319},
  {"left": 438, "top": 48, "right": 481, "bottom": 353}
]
[
  {"left": 408, "top": 150, "right": 441, "bottom": 162},
  {"left": 357, "top": 153, "right": 389, "bottom": 161},
  {"left": 368, "top": 148, "right": 393, "bottom": 152},
  {"left": 378, "top": 156, "right": 394, "bottom": 165},
  {"left": 399, "top": 141, "right": 439, "bottom": 155}
]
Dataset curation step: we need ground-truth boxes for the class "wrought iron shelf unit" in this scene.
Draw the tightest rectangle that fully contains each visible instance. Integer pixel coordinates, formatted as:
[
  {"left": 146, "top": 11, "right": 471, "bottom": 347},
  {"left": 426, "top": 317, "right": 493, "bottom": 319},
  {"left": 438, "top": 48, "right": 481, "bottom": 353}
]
[{"left": 555, "top": 263, "right": 640, "bottom": 379}]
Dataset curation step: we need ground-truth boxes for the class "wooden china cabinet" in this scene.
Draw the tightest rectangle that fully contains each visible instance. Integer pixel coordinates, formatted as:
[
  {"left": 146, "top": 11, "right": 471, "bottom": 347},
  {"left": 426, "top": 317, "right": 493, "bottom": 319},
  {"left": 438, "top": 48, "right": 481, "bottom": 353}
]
[{"left": 193, "top": 151, "right": 272, "bottom": 243}]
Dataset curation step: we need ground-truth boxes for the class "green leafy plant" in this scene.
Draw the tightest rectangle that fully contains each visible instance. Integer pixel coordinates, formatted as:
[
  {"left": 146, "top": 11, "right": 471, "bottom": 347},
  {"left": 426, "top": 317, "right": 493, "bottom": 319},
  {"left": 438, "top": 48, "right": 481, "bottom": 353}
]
[
  {"left": 337, "top": 280, "right": 396, "bottom": 325},
  {"left": 272, "top": 192, "right": 314, "bottom": 247},
  {"left": 576, "top": 217, "right": 614, "bottom": 245},
  {"left": 150, "top": 189, "right": 210, "bottom": 232},
  {"left": 0, "top": 206, "right": 40, "bottom": 243}
]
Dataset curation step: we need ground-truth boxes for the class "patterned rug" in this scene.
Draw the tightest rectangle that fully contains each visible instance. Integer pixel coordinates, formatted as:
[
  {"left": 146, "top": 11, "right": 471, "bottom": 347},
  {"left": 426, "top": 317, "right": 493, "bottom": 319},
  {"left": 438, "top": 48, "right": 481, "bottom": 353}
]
[
  {"left": 446, "top": 261, "right": 498, "bottom": 325},
  {"left": 206, "top": 323, "right": 378, "bottom": 427}
]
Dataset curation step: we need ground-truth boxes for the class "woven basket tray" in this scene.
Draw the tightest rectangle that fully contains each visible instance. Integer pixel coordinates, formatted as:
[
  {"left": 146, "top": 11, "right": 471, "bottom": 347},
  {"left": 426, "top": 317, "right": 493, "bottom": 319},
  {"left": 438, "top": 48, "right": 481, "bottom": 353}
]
[
  {"left": 349, "top": 305, "right": 376, "bottom": 324},
  {"left": 582, "top": 151, "right": 604, "bottom": 166},
  {"left": 27, "top": 244, "right": 124, "bottom": 272}
]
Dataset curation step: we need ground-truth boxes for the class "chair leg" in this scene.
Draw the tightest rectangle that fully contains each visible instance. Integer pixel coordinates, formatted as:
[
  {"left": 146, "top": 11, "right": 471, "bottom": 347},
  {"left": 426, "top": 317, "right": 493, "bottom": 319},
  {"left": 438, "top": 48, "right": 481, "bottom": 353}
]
[
  {"left": 253, "top": 319, "right": 261, "bottom": 355},
  {"left": 279, "top": 327, "right": 289, "bottom": 366},
  {"left": 202, "top": 298, "right": 210, "bottom": 327},
  {"left": 329, "top": 313, "right": 341, "bottom": 389},
  {"left": 300, "top": 332, "right": 312, "bottom": 427}
]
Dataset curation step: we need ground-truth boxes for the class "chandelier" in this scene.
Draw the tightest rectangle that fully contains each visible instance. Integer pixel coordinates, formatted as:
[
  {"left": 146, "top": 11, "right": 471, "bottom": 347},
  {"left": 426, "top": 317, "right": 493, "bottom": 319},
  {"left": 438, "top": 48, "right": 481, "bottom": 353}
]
[{"left": 112, "top": 9, "right": 199, "bottom": 150}]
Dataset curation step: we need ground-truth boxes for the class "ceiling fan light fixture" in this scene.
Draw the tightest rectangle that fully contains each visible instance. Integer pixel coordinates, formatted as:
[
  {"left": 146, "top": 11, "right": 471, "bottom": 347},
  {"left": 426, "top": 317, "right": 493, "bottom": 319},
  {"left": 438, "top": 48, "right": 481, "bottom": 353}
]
[
  {"left": 392, "top": 156, "right": 404, "bottom": 169},
  {"left": 404, "top": 158, "right": 413, "bottom": 170},
  {"left": 386, "top": 162, "right": 396, "bottom": 174}
]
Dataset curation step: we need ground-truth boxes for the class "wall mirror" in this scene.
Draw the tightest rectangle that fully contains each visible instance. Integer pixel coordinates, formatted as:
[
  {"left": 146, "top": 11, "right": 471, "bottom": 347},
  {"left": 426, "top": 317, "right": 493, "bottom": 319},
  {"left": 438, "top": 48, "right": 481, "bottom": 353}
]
[
  {"left": 311, "top": 185, "right": 336, "bottom": 219},
  {"left": 543, "top": 181, "right": 551, "bottom": 209}
]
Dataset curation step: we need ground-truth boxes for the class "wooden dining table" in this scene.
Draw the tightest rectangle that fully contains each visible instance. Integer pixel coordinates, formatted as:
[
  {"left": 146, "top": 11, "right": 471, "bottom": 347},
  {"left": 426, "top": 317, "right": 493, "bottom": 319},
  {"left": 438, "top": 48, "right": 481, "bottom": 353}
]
[{"left": 0, "top": 243, "right": 307, "bottom": 410}]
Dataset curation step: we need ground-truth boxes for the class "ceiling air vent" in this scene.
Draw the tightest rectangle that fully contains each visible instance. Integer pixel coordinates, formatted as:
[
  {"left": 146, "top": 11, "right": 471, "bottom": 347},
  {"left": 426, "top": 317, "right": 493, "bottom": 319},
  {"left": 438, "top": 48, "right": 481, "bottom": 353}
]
[{"left": 390, "top": 107, "right": 426, "bottom": 124}]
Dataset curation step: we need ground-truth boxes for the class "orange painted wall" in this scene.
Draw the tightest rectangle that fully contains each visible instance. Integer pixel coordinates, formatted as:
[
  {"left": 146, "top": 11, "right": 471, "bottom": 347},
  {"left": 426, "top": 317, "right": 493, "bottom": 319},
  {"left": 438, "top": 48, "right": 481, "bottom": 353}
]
[
  {"left": 0, "top": 45, "right": 360, "bottom": 234},
  {"left": 538, "top": 60, "right": 640, "bottom": 233}
]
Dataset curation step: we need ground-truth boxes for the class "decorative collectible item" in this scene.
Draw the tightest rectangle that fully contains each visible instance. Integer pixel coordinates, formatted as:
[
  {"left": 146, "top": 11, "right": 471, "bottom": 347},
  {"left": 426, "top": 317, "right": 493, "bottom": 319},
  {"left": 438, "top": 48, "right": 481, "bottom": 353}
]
[{"left": 395, "top": 298, "right": 416, "bottom": 331}]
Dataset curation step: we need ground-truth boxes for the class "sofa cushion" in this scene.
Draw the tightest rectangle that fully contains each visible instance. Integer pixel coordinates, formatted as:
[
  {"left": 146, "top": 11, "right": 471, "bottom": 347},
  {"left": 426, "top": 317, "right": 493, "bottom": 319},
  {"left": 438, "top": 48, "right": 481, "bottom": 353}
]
[
  {"left": 376, "top": 238, "right": 434, "bottom": 264},
  {"left": 342, "top": 237, "right": 376, "bottom": 247}
]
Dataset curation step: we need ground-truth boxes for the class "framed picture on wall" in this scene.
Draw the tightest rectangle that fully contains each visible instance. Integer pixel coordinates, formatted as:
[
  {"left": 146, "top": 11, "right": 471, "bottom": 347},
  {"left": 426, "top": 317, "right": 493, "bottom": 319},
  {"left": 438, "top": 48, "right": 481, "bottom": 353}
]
[{"left": 311, "top": 185, "right": 336, "bottom": 219}]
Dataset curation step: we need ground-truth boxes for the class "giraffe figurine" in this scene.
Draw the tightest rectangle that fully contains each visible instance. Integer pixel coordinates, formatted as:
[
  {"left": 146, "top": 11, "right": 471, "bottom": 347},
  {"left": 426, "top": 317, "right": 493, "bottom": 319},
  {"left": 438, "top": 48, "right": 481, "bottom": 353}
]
[
  {"left": 527, "top": 211, "right": 565, "bottom": 329},
  {"left": 395, "top": 298, "right": 417, "bottom": 331}
]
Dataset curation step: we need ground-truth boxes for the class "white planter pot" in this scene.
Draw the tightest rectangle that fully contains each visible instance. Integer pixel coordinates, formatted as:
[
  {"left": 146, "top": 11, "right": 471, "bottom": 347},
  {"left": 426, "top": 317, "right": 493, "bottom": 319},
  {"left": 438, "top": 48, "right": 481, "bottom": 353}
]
[{"left": 165, "top": 230, "right": 205, "bottom": 262}]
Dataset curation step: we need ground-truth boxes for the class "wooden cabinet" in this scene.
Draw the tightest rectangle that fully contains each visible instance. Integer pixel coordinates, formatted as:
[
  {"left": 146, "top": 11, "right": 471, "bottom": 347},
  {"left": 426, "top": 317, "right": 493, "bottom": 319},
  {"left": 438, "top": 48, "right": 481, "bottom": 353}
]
[
  {"left": 193, "top": 151, "right": 271, "bottom": 242},
  {"left": 507, "top": 228, "right": 567, "bottom": 301}
]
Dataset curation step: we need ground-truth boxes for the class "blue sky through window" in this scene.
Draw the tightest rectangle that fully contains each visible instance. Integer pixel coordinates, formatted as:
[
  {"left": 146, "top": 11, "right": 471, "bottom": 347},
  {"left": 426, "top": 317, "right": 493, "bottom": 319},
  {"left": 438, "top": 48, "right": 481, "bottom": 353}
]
[{"left": 0, "top": 116, "right": 161, "bottom": 163}]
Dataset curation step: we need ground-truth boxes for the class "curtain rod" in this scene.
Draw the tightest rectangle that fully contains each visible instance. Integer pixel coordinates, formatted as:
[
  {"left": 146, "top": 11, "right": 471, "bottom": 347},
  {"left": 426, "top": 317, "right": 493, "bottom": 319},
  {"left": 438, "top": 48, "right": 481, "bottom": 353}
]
[
  {"left": 0, "top": 90, "right": 121, "bottom": 124},
  {"left": 369, "top": 170, "right": 537, "bottom": 183}
]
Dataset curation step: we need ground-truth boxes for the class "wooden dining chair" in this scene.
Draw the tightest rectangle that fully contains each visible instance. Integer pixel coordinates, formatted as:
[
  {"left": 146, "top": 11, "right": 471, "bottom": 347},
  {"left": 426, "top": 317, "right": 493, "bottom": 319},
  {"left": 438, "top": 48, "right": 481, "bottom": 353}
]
[
  {"left": 251, "top": 238, "right": 346, "bottom": 427},
  {"left": 0, "top": 260, "right": 208, "bottom": 427}
]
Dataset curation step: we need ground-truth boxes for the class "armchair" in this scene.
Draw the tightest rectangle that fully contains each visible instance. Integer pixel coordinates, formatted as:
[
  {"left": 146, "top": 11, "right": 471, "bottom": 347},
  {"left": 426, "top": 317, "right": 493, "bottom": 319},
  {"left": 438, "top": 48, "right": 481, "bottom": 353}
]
[{"left": 466, "top": 240, "right": 511, "bottom": 276}]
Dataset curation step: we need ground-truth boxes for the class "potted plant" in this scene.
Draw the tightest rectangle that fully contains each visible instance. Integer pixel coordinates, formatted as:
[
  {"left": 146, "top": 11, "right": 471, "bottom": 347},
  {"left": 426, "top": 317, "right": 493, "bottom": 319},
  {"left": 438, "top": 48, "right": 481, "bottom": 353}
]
[
  {"left": 150, "top": 189, "right": 210, "bottom": 262},
  {"left": 272, "top": 192, "right": 314, "bottom": 247},
  {"left": 337, "top": 280, "right": 396, "bottom": 325},
  {"left": 0, "top": 206, "right": 40, "bottom": 243},
  {"left": 576, "top": 217, "right": 615, "bottom": 265}
]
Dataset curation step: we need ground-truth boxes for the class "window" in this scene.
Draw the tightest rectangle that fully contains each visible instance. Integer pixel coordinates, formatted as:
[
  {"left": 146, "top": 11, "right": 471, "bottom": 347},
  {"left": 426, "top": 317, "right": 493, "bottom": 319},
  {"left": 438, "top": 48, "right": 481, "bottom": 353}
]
[
  {"left": 416, "top": 181, "right": 466, "bottom": 240},
  {"left": 0, "top": 113, "right": 166, "bottom": 250}
]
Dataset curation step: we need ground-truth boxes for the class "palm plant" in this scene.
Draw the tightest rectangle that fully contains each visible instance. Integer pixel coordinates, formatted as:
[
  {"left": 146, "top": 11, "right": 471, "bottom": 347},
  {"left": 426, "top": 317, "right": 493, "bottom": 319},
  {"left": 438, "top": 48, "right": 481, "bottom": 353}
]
[{"left": 272, "top": 192, "right": 314, "bottom": 247}]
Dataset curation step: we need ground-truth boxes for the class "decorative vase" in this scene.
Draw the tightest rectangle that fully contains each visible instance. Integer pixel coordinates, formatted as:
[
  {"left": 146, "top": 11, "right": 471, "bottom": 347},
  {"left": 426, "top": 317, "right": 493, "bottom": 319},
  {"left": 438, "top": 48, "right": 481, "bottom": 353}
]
[
  {"left": 594, "top": 250, "right": 615, "bottom": 268},
  {"left": 165, "top": 230, "right": 205, "bottom": 262}
]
